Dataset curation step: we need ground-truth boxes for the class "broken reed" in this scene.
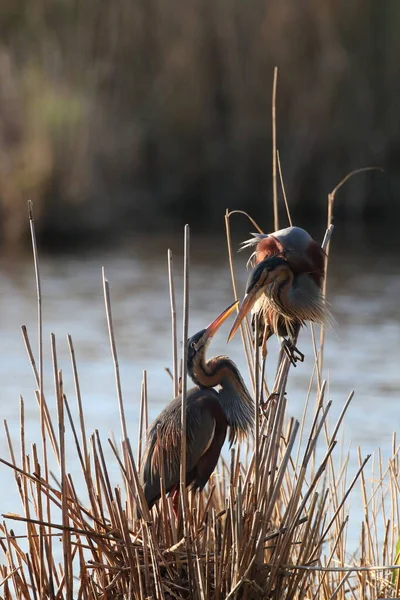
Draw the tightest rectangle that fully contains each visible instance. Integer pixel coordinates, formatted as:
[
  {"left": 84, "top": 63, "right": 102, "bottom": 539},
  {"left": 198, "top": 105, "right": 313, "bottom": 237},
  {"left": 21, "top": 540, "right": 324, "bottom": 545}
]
[{"left": 1, "top": 210, "right": 400, "bottom": 599}]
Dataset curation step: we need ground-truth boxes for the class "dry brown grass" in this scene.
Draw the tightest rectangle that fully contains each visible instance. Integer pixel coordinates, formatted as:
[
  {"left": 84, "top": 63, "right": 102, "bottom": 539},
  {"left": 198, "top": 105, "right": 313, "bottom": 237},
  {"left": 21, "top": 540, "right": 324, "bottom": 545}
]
[{"left": 0, "top": 195, "right": 399, "bottom": 599}]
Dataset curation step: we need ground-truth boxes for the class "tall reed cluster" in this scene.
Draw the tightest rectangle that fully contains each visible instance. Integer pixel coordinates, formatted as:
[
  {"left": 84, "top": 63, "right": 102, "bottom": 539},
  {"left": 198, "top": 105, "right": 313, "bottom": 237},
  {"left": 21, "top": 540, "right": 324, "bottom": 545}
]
[{"left": 0, "top": 199, "right": 399, "bottom": 599}]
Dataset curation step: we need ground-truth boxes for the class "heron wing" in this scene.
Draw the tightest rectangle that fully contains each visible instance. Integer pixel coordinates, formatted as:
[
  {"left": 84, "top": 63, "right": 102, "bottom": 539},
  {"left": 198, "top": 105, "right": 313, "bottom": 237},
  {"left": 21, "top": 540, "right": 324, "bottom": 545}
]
[
  {"left": 139, "top": 387, "right": 226, "bottom": 509},
  {"left": 184, "top": 390, "right": 226, "bottom": 477}
]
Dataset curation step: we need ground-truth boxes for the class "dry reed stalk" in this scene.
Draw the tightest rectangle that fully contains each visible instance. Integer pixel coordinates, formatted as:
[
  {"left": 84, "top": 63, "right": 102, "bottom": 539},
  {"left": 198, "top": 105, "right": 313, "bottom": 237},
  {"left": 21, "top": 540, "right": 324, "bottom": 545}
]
[
  {"left": 167, "top": 249, "right": 179, "bottom": 398},
  {"left": 1, "top": 193, "right": 399, "bottom": 599},
  {"left": 27, "top": 200, "right": 49, "bottom": 599},
  {"left": 102, "top": 268, "right": 127, "bottom": 442},
  {"left": 253, "top": 319, "right": 260, "bottom": 506},
  {"left": 219, "top": 171, "right": 396, "bottom": 597},
  {"left": 20, "top": 326, "right": 59, "bottom": 461},
  {"left": 179, "top": 223, "right": 196, "bottom": 596},
  {"left": 67, "top": 334, "right": 89, "bottom": 475},
  {"left": 179, "top": 226, "right": 190, "bottom": 500},
  {"left": 137, "top": 375, "right": 146, "bottom": 469},
  {"left": 277, "top": 150, "right": 293, "bottom": 227},
  {"left": 272, "top": 66, "right": 279, "bottom": 231},
  {"left": 224, "top": 209, "right": 256, "bottom": 393},
  {"left": 318, "top": 167, "right": 382, "bottom": 374}
]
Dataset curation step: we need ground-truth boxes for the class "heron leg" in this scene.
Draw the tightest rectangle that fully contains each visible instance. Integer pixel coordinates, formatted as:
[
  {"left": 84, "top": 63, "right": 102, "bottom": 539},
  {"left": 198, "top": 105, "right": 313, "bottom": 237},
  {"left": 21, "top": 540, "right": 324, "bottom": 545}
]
[
  {"left": 279, "top": 337, "right": 304, "bottom": 367},
  {"left": 260, "top": 354, "right": 268, "bottom": 412},
  {"left": 171, "top": 488, "right": 180, "bottom": 518},
  {"left": 260, "top": 326, "right": 270, "bottom": 410},
  {"left": 261, "top": 324, "right": 269, "bottom": 360}
]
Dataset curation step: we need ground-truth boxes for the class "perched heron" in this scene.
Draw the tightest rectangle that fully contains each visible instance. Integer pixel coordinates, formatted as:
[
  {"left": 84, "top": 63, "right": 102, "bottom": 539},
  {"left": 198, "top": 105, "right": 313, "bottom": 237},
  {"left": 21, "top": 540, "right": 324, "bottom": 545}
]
[
  {"left": 228, "top": 226, "right": 331, "bottom": 365},
  {"left": 139, "top": 302, "right": 254, "bottom": 515}
]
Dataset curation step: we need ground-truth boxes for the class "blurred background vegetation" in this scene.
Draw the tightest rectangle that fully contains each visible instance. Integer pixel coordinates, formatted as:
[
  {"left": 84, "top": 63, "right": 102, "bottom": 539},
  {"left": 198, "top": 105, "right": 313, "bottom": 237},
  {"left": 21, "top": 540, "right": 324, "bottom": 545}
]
[{"left": 0, "top": 0, "right": 397, "bottom": 248}]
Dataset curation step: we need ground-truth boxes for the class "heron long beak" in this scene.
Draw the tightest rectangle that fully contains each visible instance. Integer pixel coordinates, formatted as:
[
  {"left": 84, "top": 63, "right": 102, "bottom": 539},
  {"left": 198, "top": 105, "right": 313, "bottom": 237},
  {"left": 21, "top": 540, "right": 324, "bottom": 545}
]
[
  {"left": 227, "top": 290, "right": 259, "bottom": 342},
  {"left": 202, "top": 301, "right": 239, "bottom": 342}
]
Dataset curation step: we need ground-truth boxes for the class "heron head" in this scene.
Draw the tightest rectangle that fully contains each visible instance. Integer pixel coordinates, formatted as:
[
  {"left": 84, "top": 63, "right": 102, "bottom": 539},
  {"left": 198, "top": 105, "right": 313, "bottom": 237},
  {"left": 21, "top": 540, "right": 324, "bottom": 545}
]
[
  {"left": 187, "top": 301, "right": 239, "bottom": 377},
  {"left": 270, "top": 227, "right": 324, "bottom": 281},
  {"left": 227, "top": 256, "right": 290, "bottom": 342}
]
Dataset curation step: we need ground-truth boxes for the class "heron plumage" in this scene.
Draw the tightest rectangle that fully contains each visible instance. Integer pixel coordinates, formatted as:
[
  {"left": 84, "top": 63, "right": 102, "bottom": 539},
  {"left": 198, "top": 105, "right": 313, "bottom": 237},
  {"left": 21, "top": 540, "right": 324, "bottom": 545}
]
[
  {"left": 139, "top": 303, "right": 254, "bottom": 514},
  {"left": 229, "top": 226, "right": 332, "bottom": 362},
  {"left": 140, "top": 388, "right": 227, "bottom": 510}
]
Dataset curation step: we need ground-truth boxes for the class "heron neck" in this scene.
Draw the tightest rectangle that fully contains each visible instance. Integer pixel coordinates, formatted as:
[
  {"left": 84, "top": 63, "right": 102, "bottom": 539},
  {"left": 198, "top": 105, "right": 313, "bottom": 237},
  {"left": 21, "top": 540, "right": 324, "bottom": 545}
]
[
  {"left": 208, "top": 358, "right": 254, "bottom": 444},
  {"left": 189, "top": 355, "right": 254, "bottom": 444},
  {"left": 218, "top": 377, "right": 254, "bottom": 444}
]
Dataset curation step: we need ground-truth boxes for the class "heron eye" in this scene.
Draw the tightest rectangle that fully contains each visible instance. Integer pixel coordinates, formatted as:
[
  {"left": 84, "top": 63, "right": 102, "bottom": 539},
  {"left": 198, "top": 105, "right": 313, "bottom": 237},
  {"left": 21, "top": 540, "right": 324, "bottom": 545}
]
[{"left": 191, "top": 341, "right": 197, "bottom": 350}]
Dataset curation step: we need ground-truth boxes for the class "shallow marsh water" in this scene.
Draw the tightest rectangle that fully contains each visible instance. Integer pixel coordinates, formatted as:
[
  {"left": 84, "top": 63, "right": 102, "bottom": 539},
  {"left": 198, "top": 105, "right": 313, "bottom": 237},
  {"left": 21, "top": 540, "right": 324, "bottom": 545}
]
[{"left": 0, "top": 228, "right": 399, "bottom": 557}]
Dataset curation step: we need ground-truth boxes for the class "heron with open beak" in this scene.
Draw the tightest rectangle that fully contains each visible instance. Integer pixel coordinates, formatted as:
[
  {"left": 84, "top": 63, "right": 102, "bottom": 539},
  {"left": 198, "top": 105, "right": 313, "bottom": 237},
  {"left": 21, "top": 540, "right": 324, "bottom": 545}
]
[{"left": 139, "top": 302, "right": 254, "bottom": 516}]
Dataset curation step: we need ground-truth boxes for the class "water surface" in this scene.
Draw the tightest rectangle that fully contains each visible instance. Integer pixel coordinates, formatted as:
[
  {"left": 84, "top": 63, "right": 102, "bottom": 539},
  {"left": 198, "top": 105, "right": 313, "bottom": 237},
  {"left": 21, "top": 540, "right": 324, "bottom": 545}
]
[{"left": 0, "top": 230, "right": 399, "bottom": 555}]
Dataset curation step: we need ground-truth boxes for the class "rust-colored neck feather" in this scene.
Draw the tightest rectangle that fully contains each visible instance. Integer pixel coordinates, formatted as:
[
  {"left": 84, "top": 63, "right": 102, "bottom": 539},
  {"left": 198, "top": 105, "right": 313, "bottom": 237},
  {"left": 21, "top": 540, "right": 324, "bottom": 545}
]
[
  {"left": 256, "top": 237, "right": 284, "bottom": 264},
  {"left": 256, "top": 237, "right": 325, "bottom": 289}
]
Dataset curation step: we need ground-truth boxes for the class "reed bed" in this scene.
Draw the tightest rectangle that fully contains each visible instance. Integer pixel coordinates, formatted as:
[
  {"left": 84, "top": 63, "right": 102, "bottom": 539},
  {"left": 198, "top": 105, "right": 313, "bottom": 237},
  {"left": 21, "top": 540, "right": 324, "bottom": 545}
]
[{"left": 0, "top": 197, "right": 399, "bottom": 600}]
